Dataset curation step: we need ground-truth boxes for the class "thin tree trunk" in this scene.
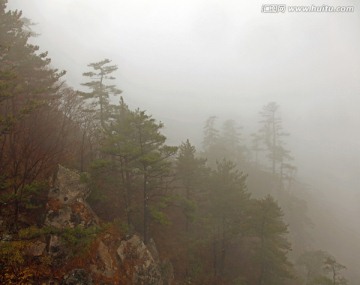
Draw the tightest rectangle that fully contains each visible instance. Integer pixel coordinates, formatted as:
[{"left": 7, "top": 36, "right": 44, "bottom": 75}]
[
  {"left": 80, "top": 129, "right": 86, "bottom": 172},
  {"left": 143, "top": 171, "right": 148, "bottom": 244},
  {"left": 213, "top": 236, "right": 218, "bottom": 278},
  {"left": 220, "top": 217, "right": 227, "bottom": 278},
  {"left": 185, "top": 184, "right": 190, "bottom": 232}
]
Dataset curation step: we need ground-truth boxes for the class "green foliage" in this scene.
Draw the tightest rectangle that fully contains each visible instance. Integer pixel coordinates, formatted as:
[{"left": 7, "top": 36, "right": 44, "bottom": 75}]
[
  {"left": 149, "top": 205, "right": 171, "bottom": 226},
  {"left": 60, "top": 226, "right": 99, "bottom": 254},
  {"left": 248, "top": 195, "right": 293, "bottom": 285},
  {"left": 0, "top": 240, "right": 26, "bottom": 266},
  {"left": 208, "top": 159, "right": 250, "bottom": 279},
  {"left": 79, "top": 172, "right": 90, "bottom": 183},
  {"left": 177, "top": 139, "right": 208, "bottom": 192},
  {"left": 80, "top": 58, "right": 122, "bottom": 129},
  {"left": 87, "top": 158, "right": 120, "bottom": 205},
  {"left": 18, "top": 225, "right": 100, "bottom": 255},
  {"left": 180, "top": 197, "right": 197, "bottom": 223},
  {"left": 0, "top": 0, "right": 66, "bottom": 231},
  {"left": 0, "top": 223, "right": 100, "bottom": 284},
  {"left": 90, "top": 158, "right": 112, "bottom": 170},
  {"left": 0, "top": 0, "right": 64, "bottom": 132},
  {"left": 21, "top": 182, "right": 47, "bottom": 210},
  {"left": 210, "top": 159, "right": 250, "bottom": 232},
  {"left": 0, "top": 239, "right": 37, "bottom": 285},
  {"left": 112, "top": 218, "right": 133, "bottom": 235}
]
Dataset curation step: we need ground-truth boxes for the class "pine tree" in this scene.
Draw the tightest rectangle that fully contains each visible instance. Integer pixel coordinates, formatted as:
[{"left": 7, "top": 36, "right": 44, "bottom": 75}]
[
  {"left": 257, "top": 102, "right": 292, "bottom": 178},
  {"left": 297, "top": 250, "right": 330, "bottom": 285},
  {"left": 202, "top": 116, "right": 222, "bottom": 167},
  {"left": 176, "top": 139, "right": 207, "bottom": 231},
  {"left": 80, "top": 59, "right": 122, "bottom": 130},
  {"left": 88, "top": 97, "right": 136, "bottom": 222},
  {"left": 203, "top": 116, "right": 219, "bottom": 151},
  {"left": 322, "top": 256, "right": 348, "bottom": 285},
  {"left": 248, "top": 195, "right": 293, "bottom": 285},
  {"left": 0, "top": 0, "right": 66, "bottom": 231},
  {"left": 210, "top": 159, "right": 250, "bottom": 279},
  {"left": 130, "top": 109, "right": 177, "bottom": 243},
  {"left": 220, "top": 119, "right": 247, "bottom": 165}
]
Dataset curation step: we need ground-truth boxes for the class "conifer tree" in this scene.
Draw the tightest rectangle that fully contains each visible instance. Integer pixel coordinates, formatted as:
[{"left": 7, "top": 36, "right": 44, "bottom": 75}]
[
  {"left": 248, "top": 195, "right": 293, "bottom": 285},
  {"left": 210, "top": 159, "right": 250, "bottom": 279},
  {"left": 80, "top": 59, "right": 122, "bottom": 130},
  {"left": 131, "top": 109, "right": 177, "bottom": 243},
  {"left": 0, "top": 0, "right": 66, "bottom": 231},
  {"left": 176, "top": 139, "right": 207, "bottom": 231},
  {"left": 202, "top": 116, "right": 221, "bottom": 167},
  {"left": 257, "top": 102, "right": 292, "bottom": 177}
]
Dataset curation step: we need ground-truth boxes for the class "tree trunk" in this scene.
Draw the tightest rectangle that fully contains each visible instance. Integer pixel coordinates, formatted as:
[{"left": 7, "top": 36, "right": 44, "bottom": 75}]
[
  {"left": 143, "top": 171, "right": 149, "bottom": 244},
  {"left": 220, "top": 217, "right": 227, "bottom": 278}
]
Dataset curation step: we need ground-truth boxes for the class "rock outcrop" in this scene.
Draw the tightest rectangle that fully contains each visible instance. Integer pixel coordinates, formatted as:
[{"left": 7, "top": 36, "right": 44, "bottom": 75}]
[
  {"left": 117, "top": 235, "right": 163, "bottom": 284},
  {"left": 36, "top": 165, "right": 172, "bottom": 285},
  {"left": 62, "top": 269, "right": 93, "bottom": 285},
  {"left": 45, "top": 165, "right": 98, "bottom": 229}
]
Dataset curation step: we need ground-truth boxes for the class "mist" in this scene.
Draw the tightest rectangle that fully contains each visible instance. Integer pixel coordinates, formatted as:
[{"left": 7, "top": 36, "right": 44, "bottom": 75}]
[{"left": 5, "top": 0, "right": 360, "bottom": 283}]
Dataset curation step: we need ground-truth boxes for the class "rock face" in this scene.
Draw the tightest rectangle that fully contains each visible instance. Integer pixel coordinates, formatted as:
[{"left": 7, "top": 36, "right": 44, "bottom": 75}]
[
  {"left": 45, "top": 165, "right": 98, "bottom": 229},
  {"left": 25, "top": 240, "right": 47, "bottom": 257},
  {"left": 61, "top": 269, "right": 93, "bottom": 285},
  {"left": 117, "top": 235, "right": 163, "bottom": 285},
  {"left": 40, "top": 166, "right": 173, "bottom": 285}
]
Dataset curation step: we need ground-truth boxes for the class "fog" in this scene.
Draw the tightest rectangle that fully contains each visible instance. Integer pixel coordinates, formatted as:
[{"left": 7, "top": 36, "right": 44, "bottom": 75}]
[{"left": 7, "top": 0, "right": 360, "bottom": 282}]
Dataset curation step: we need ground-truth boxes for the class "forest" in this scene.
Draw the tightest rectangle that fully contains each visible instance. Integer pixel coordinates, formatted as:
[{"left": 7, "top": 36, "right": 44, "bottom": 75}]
[{"left": 0, "top": 1, "right": 355, "bottom": 284}]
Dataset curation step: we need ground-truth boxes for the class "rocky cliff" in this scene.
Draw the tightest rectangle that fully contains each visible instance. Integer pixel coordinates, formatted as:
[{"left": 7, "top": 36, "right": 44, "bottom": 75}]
[{"left": 9, "top": 165, "right": 174, "bottom": 285}]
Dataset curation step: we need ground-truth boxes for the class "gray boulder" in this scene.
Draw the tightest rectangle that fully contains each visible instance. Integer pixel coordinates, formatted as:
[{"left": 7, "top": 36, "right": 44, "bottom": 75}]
[{"left": 117, "top": 235, "right": 163, "bottom": 285}]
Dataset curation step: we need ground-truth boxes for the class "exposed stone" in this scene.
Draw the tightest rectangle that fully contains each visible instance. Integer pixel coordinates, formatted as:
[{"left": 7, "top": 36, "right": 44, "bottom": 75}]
[
  {"left": 90, "top": 241, "right": 115, "bottom": 278},
  {"left": 49, "top": 165, "right": 89, "bottom": 204},
  {"left": 147, "top": 238, "right": 160, "bottom": 263},
  {"left": 46, "top": 207, "right": 73, "bottom": 228},
  {"left": 0, "top": 233, "right": 12, "bottom": 241},
  {"left": 61, "top": 269, "right": 92, "bottom": 285},
  {"left": 161, "top": 259, "right": 175, "bottom": 285},
  {"left": 40, "top": 166, "right": 172, "bottom": 284},
  {"left": 117, "top": 235, "right": 163, "bottom": 285},
  {"left": 25, "top": 240, "right": 47, "bottom": 257},
  {"left": 45, "top": 165, "right": 98, "bottom": 229},
  {"left": 49, "top": 235, "right": 63, "bottom": 256},
  {"left": 98, "top": 241, "right": 115, "bottom": 277}
]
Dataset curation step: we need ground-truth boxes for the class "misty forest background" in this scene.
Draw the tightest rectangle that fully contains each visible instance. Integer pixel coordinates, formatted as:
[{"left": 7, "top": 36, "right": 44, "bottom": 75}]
[{"left": 1, "top": 0, "right": 359, "bottom": 284}]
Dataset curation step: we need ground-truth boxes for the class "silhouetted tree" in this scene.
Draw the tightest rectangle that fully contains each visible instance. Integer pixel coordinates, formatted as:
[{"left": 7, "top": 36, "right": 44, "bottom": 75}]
[
  {"left": 0, "top": 0, "right": 66, "bottom": 231},
  {"left": 80, "top": 58, "right": 122, "bottom": 130},
  {"left": 256, "top": 102, "right": 292, "bottom": 178},
  {"left": 297, "top": 250, "right": 330, "bottom": 285},
  {"left": 130, "top": 109, "right": 177, "bottom": 243},
  {"left": 176, "top": 139, "right": 207, "bottom": 231},
  {"left": 322, "top": 256, "right": 348, "bottom": 285},
  {"left": 248, "top": 195, "right": 293, "bottom": 285},
  {"left": 210, "top": 159, "right": 250, "bottom": 279}
]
